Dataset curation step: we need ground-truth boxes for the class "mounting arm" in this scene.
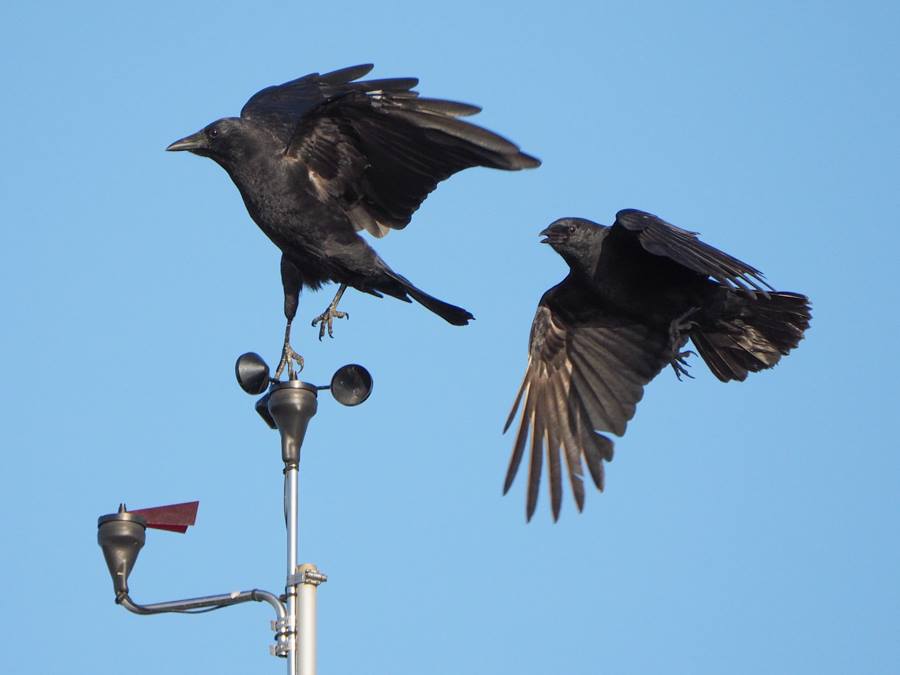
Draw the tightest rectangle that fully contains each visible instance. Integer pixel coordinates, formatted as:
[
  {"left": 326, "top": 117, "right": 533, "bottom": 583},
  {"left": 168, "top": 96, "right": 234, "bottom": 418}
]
[
  {"left": 117, "top": 589, "right": 291, "bottom": 657},
  {"left": 98, "top": 504, "right": 292, "bottom": 656},
  {"left": 116, "top": 588, "right": 286, "bottom": 619}
]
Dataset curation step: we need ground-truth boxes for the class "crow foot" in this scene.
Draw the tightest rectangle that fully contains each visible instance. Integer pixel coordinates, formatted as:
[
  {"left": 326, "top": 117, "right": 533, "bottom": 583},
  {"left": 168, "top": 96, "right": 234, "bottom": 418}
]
[
  {"left": 312, "top": 284, "right": 350, "bottom": 340},
  {"left": 311, "top": 306, "right": 348, "bottom": 340},
  {"left": 275, "top": 342, "right": 305, "bottom": 380},
  {"left": 668, "top": 307, "right": 700, "bottom": 381},
  {"left": 671, "top": 349, "right": 696, "bottom": 381}
]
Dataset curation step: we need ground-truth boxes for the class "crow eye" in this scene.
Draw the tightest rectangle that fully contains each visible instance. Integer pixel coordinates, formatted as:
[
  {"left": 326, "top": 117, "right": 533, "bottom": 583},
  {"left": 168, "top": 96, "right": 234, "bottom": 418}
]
[
  {"left": 206, "top": 126, "right": 219, "bottom": 140},
  {"left": 567, "top": 225, "right": 576, "bottom": 234}
]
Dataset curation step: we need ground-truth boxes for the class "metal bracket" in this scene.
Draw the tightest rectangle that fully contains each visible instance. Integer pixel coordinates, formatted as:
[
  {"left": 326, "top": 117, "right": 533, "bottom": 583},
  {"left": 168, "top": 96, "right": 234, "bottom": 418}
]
[
  {"left": 269, "top": 642, "right": 292, "bottom": 658},
  {"left": 269, "top": 618, "right": 294, "bottom": 658},
  {"left": 288, "top": 565, "right": 327, "bottom": 587}
]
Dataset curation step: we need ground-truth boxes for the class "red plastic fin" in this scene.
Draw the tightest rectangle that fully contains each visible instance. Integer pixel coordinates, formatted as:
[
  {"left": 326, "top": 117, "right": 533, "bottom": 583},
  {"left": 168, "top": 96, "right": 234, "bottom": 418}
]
[
  {"left": 145, "top": 523, "right": 189, "bottom": 533},
  {"left": 131, "top": 501, "right": 199, "bottom": 532}
]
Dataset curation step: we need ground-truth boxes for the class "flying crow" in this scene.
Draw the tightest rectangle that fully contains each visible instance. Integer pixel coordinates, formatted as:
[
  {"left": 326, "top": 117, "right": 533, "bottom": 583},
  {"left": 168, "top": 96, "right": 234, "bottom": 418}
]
[{"left": 505, "top": 209, "right": 811, "bottom": 521}]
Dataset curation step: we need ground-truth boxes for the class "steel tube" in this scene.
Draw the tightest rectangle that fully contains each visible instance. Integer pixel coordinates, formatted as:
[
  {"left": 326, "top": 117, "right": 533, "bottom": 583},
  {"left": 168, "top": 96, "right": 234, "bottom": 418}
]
[
  {"left": 267, "top": 380, "right": 318, "bottom": 675},
  {"left": 298, "top": 570, "right": 318, "bottom": 675},
  {"left": 285, "top": 466, "right": 299, "bottom": 675}
]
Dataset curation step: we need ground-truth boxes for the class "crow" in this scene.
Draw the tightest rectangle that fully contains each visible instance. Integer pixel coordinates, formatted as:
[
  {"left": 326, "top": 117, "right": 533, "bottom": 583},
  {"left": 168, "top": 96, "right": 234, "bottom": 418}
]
[
  {"left": 167, "top": 64, "right": 539, "bottom": 377},
  {"left": 504, "top": 209, "right": 811, "bottom": 521}
]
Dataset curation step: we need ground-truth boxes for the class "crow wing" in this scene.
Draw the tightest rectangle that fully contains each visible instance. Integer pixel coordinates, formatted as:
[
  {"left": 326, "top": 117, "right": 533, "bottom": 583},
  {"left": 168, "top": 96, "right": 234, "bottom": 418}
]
[
  {"left": 244, "top": 64, "right": 539, "bottom": 238},
  {"left": 613, "top": 209, "right": 773, "bottom": 293},
  {"left": 504, "top": 281, "right": 669, "bottom": 521},
  {"left": 241, "top": 64, "right": 389, "bottom": 141}
]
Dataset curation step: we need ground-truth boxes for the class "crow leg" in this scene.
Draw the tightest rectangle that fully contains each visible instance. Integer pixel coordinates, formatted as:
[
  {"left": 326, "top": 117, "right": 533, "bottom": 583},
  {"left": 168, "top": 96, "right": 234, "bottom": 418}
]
[
  {"left": 311, "top": 284, "right": 350, "bottom": 340},
  {"left": 669, "top": 307, "right": 700, "bottom": 381},
  {"left": 275, "top": 319, "right": 304, "bottom": 380},
  {"left": 275, "top": 255, "right": 304, "bottom": 380}
]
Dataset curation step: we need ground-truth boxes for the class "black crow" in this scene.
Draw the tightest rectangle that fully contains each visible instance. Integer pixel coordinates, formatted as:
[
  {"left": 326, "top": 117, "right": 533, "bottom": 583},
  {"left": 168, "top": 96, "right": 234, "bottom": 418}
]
[
  {"left": 504, "top": 209, "right": 811, "bottom": 521},
  {"left": 167, "top": 64, "right": 539, "bottom": 377}
]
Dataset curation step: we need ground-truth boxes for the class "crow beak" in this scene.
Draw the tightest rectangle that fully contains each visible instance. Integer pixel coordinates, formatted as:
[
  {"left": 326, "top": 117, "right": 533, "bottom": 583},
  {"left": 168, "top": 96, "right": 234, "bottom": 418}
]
[
  {"left": 166, "top": 130, "right": 206, "bottom": 152},
  {"left": 539, "top": 226, "right": 553, "bottom": 244}
]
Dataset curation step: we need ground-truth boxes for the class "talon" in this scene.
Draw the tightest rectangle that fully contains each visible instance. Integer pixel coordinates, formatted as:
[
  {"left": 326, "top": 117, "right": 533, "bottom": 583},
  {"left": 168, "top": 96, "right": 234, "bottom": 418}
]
[
  {"left": 668, "top": 307, "right": 700, "bottom": 381},
  {"left": 275, "top": 343, "right": 304, "bottom": 380},
  {"left": 311, "top": 306, "right": 349, "bottom": 340},
  {"left": 671, "top": 350, "right": 695, "bottom": 381}
]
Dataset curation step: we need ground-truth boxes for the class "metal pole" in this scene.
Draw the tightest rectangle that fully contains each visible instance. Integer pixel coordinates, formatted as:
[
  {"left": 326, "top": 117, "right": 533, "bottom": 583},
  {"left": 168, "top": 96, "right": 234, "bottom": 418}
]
[
  {"left": 296, "top": 563, "right": 326, "bottom": 675},
  {"left": 299, "top": 577, "right": 316, "bottom": 675},
  {"left": 267, "top": 381, "right": 318, "bottom": 675},
  {"left": 285, "top": 466, "right": 299, "bottom": 675}
]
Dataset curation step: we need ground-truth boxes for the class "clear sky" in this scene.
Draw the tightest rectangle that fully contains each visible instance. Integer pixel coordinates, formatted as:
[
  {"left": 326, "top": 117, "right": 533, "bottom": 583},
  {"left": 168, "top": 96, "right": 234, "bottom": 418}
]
[{"left": 1, "top": 2, "right": 897, "bottom": 673}]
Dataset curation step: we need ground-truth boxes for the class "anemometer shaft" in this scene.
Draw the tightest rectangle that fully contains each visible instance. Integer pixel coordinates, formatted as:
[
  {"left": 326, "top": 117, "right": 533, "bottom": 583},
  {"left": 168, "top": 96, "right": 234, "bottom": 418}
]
[
  {"left": 284, "top": 460, "right": 326, "bottom": 675},
  {"left": 285, "top": 464, "right": 300, "bottom": 675},
  {"left": 270, "top": 382, "right": 323, "bottom": 675},
  {"left": 284, "top": 468, "right": 326, "bottom": 675}
]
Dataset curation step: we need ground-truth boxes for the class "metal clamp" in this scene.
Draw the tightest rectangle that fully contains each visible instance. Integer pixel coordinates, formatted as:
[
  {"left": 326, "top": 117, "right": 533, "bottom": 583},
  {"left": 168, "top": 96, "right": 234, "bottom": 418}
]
[
  {"left": 269, "top": 618, "right": 294, "bottom": 658},
  {"left": 269, "top": 642, "right": 292, "bottom": 658},
  {"left": 288, "top": 565, "right": 327, "bottom": 587}
]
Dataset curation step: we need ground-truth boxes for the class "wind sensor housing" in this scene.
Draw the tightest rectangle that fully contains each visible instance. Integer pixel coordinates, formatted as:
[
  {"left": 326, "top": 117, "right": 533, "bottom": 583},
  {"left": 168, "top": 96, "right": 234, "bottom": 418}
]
[
  {"left": 234, "top": 353, "right": 373, "bottom": 432},
  {"left": 97, "top": 502, "right": 199, "bottom": 595}
]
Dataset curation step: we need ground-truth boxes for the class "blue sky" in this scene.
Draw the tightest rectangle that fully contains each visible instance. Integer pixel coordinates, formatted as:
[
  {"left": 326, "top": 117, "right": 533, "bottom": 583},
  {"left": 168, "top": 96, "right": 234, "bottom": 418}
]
[{"left": 1, "top": 1, "right": 897, "bottom": 673}]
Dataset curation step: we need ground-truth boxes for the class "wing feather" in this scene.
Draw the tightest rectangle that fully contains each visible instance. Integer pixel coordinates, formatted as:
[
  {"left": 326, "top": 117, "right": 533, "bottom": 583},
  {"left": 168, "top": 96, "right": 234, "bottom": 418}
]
[
  {"left": 504, "top": 386, "right": 531, "bottom": 494},
  {"left": 547, "top": 371, "right": 586, "bottom": 512},
  {"left": 525, "top": 389, "right": 544, "bottom": 522},
  {"left": 240, "top": 65, "right": 539, "bottom": 237},
  {"left": 614, "top": 209, "right": 773, "bottom": 293},
  {"left": 286, "top": 94, "right": 538, "bottom": 235},
  {"left": 568, "top": 350, "right": 628, "bottom": 433},
  {"left": 504, "top": 283, "right": 670, "bottom": 519}
]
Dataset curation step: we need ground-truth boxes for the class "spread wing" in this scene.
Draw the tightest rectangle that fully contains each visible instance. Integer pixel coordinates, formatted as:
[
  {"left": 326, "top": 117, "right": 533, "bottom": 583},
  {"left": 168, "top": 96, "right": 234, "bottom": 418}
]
[
  {"left": 504, "top": 282, "right": 670, "bottom": 521},
  {"left": 244, "top": 64, "right": 540, "bottom": 238},
  {"left": 613, "top": 209, "right": 773, "bottom": 293},
  {"left": 240, "top": 64, "right": 393, "bottom": 140}
]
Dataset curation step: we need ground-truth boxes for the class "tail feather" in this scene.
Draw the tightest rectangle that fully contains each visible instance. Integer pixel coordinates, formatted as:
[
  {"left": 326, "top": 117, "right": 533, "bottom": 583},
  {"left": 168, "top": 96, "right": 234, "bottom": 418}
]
[
  {"left": 692, "top": 291, "right": 811, "bottom": 382},
  {"left": 381, "top": 270, "right": 474, "bottom": 326}
]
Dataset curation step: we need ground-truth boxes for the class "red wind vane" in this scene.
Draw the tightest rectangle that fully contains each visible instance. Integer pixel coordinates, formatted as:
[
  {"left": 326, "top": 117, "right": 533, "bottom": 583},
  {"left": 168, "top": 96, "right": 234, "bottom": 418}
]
[{"left": 130, "top": 501, "right": 199, "bottom": 533}]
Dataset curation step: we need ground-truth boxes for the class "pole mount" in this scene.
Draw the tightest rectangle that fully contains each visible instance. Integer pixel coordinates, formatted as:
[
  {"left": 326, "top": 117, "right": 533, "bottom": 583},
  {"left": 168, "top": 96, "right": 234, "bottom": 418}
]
[{"left": 288, "top": 564, "right": 328, "bottom": 587}]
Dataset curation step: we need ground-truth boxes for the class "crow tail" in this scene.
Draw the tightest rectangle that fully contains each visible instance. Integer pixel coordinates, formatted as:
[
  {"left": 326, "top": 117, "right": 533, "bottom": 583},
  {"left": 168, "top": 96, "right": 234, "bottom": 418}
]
[
  {"left": 381, "top": 270, "right": 474, "bottom": 326},
  {"left": 692, "top": 291, "right": 811, "bottom": 382}
]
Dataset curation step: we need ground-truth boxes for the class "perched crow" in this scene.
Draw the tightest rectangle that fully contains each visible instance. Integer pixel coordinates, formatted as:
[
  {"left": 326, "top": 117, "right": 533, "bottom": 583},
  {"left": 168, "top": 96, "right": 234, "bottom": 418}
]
[
  {"left": 505, "top": 209, "right": 811, "bottom": 521},
  {"left": 167, "top": 64, "right": 539, "bottom": 376}
]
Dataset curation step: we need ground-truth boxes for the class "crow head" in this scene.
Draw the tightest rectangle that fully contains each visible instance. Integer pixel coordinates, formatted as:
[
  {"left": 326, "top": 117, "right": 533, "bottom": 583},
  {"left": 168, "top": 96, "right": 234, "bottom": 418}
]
[
  {"left": 167, "top": 118, "right": 255, "bottom": 169},
  {"left": 539, "top": 218, "right": 606, "bottom": 276},
  {"left": 540, "top": 217, "right": 602, "bottom": 253}
]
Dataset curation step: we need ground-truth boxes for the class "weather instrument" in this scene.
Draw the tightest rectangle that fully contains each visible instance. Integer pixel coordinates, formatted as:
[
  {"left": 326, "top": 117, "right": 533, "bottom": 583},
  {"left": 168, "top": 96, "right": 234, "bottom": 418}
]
[{"left": 97, "top": 354, "right": 373, "bottom": 675}]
